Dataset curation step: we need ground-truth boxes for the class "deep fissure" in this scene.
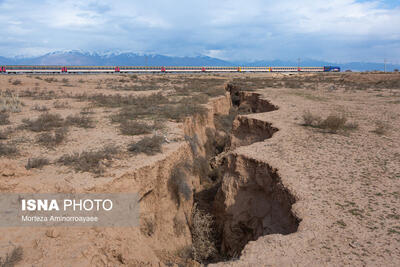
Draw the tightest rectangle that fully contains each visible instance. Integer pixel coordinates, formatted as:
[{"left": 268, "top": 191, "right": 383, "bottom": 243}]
[{"left": 186, "top": 84, "right": 300, "bottom": 264}]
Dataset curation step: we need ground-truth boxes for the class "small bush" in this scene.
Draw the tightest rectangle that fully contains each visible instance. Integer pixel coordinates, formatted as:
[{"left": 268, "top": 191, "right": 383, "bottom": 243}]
[
  {"left": 173, "top": 216, "right": 186, "bottom": 237},
  {"left": 44, "top": 77, "right": 58, "bottom": 83},
  {"left": 119, "top": 120, "right": 164, "bottom": 136},
  {"left": 26, "top": 157, "right": 49, "bottom": 169},
  {"left": 36, "top": 127, "right": 68, "bottom": 148},
  {"left": 22, "top": 113, "right": 64, "bottom": 132},
  {"left": 140, "top": 217, "right": 155, "bottom": 237},
  {"left": 160, "top": 102, "right": 207, "bottom": 121},
  {"left": 127, "top": 135, "right": 164, "bottom": 155},
  {"left": 58, "top": 144, "right": 118, "bottom": 174},
  {"left": 0, "top": 128, "right": 13, "bottom": 140},
  {"left": 0, "top": 112, "right": 10, "bottom": 125},
  {"left": 0, "top": 142, "right": 18, "bottom": 156},
  {"left": 66, "top": 114, "right": 95, "bottom": 128},
  {"left": 214, "top": 108, "right": 237, "bottom": 133},
  {"left": 372, "top": 121, "right": 390, "bottom": 135},
  {"left": 11, "top": 79, "right": 22, "bottom": 86},
  {"left": 32, "top": 104, "right": 49, "bottom": 112},
  {"left": 168, "top": 164, "right": 192, "bottom": 207},
  {"left": 80, "top": 106, "right": 94, "bottom": 115},
  {"left": 191, "top": 204, "right": 217, "bottom": 262},
  {"left": 302, "top": 111, "right": 358, "bottom": 133},
  {"left": 302, "top": 111, "right": 322, "bottom": 126},
  {"left": 0, "top": 246, "right": 23, "bottom": 267},
  {"left": 53, "top": 100, "right": 70, "bottom": 109}
]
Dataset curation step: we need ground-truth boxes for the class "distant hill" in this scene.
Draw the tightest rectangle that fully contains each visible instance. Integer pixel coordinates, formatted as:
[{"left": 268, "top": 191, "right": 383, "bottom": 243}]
[{"left": 0, "top": 51, "right": 399, "bottom": 71}]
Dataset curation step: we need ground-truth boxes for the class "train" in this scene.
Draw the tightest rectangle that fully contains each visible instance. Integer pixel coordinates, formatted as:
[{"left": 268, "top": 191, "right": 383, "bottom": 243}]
[{"left": 0, "top": 65, "right": 340, "bottom": 74}]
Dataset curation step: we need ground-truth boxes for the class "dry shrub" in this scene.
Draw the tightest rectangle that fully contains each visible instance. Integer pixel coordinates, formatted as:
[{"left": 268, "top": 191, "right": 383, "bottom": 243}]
[
  {"left": 0, "top": 246, "right": 23, "bottom": 267},
  {"left": 53, "top": 100, "right": 70, "bottom": 109},
  {"left": 168, "top": 163, "right": 192, "bottom": 207},
  {"left": 127, "top": 135, "right": 164, "bottom": 155},
  {"left": 44, "top": 77, "right": 58, "bottom": 83},
  {"left": 140, "top": 217, "right": 155, "bottom": 237},
  {"left": 66, "top": 114, "right": 95, "bottom": 128},
  {"left": 31, "top": 104, "right": 49, "bottom": 112},
  {"left": 0, "top": 128, "right": 13, "bottom": 140},
  {"left": 0, "top": 142, "right": 18, "bottom": 156},
  {"left": 372, "top": 121, "right": 390, "bottom": 135},
  {"left": 22, "top": 113, "right": 64, "bottom": 132},
  {"left": 302, "top": 110, "right": 321, "bottom": 126},
  {"left": 0, "top": 112, "right": 10, "bottom": 125},
  {"left": 11, "top": 79, "right": 22, "bottom": 86},
  {"left": 214, "top": 108, "right": 237, "bottom": 133},
  {"left": 119, "top": 120, "right": 163, "bottom": 136},
  {"left": 36, "top": 127, "right": 68, "bottom": 148},
  {"left": 191, "top": 204, "right": 217, "bottom": 262},
  {"left": 26, "top": 157, "right": 49, "bottom": 169},
  {"left": 320, "top": 114, "right": 357, "bottom": 133},
  {"left": 302, "top": 111, "right": 358, "bottom": 133},
  {"left": 173, "top": 216, "right": 186, "bottom": 237},
  {"left": 160, "top": 101, "right": 207, "bottom": 121},
  {"left": 58, "top": 144, "right": 118, "bottom": 174},
  {"left": 0, "top": 92, "right": 22, "bottom": 113}
]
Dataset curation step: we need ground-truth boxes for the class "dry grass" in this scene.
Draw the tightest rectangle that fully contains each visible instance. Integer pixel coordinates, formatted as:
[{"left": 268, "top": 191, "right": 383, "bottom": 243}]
[
  {"left": 53, "top": 100, "right": 71, "bottom": 109},
  {"left": 66, "top": 114, "right": 95, "bottom": 128},
  {"left": 36, "top": 127, "right": 68, "bottom": 148},
  {"left": 22, "top": 113, "right": 64, "bottom": 132},
  {"left": 191, "top": 204, "right": 217, "bottom": 262},
  {"left": 119, "top": 120, "right": 164, "bottom": 136},
  {"left": 0, "top": 246, "right": 23, "bottom": 267},
  {"left": 31, "top": 104, "right": 50, "bottom": 112},
  {"left": 0, "top": 142, "right": 18, "bottom": 156},
  {"left": 127, "top": 135, "right": 164, "bottom": 155},
  {"left": 0, "top": 112, "right": 10, "bottom": 125},
  {"left": 25, "top": 157, "right": 50, "bottom": 169},
  {"left": 0, "top": 91, "right": 22, "bottom": 113},
  {"left": 58, "top": 144, "right": 119, "bottom": 174}
]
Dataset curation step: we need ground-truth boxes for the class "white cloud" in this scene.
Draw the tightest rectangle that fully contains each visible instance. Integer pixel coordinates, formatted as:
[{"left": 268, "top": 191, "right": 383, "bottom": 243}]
[{"left": 0, "top": 0, "right": 399, "bottom": 61}]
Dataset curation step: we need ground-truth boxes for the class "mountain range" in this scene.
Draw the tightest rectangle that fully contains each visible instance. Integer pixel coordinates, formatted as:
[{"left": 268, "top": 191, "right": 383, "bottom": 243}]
[{"left": 0, "top": 51, "right": 398, "bottom": 72}]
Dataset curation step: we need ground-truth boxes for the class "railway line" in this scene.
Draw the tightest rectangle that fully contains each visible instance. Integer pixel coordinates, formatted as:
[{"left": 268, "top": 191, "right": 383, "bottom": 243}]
[{"left": 0, "top": 65, "right": 340, "bottom": 74}]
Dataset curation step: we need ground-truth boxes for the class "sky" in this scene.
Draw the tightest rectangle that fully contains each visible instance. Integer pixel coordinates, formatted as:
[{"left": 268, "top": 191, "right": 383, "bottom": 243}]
[{"left": 0, "top": 0, "right": 399, "bottom": 63}]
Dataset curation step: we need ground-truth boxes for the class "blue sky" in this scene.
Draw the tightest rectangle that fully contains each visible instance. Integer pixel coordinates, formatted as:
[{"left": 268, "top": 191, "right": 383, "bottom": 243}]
[{"left": 0, "top": 0, "right": 399, "bottom": 63}]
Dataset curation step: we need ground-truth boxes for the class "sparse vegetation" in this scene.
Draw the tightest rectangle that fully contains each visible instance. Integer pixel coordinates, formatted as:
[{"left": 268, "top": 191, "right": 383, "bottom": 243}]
[
  {"left": 127, "top": 135, "right": 164, "bottom": 155},
  {"left": 25, "top": 157, "right": 50, "bottom": 169},
  {"left": 0, "top": 246, "right": 23, "bottom": 267},
  {"left": 22, "top": 113, "right": 64, "bottom": 132},
  {"left": 58, "top": 144, "right": 119, "bottom": 174}
]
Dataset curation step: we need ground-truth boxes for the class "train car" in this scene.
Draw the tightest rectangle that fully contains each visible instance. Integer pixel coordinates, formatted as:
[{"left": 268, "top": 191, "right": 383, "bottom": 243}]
[{"left": 1, "top": 65, "right": 339, "bottom": 74}]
